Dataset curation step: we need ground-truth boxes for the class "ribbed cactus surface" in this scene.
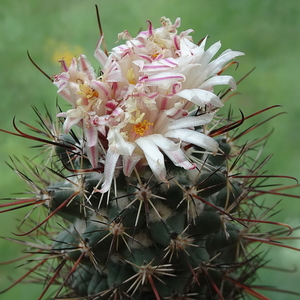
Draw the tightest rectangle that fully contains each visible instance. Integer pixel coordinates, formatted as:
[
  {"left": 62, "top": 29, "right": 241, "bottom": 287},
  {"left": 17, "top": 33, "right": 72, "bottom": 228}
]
[
  {"left": 50, "top": 135, "right": 248, "bottom": 300},
  {"left": 1, "top": 13, "right": 299, "bottom": 300}
]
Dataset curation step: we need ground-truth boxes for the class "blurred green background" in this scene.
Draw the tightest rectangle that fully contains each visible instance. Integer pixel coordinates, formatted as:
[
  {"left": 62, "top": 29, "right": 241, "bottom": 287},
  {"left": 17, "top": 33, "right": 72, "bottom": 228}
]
[{"left": 0, "top": 0, "right": 299, "bottom": 299}]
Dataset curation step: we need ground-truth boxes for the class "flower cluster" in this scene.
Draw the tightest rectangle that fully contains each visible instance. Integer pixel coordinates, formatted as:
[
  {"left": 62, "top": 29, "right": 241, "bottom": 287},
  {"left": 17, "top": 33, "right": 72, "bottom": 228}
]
[{"left": 53, "top": 17, "right": 244, "bottom": 192}]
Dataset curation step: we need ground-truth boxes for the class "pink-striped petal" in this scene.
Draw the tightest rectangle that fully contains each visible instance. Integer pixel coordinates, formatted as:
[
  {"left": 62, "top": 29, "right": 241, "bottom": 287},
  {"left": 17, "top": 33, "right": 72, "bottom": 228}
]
[
  {"left": 84, "top": 125, "right": 99, "bottom": 168},
  {"left": 145, "top": 72, "right": 185, "bottom": 89},
  {"left": 94, "top": 36, "right": 108, "bottom": 67},
  {"left": 78, "top": 55, "right": 96, "bottom": 80}
]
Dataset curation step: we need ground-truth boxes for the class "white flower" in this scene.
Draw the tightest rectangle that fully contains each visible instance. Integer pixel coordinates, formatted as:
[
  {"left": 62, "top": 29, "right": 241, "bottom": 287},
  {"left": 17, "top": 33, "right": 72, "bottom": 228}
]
[
  {"left": 54, "top": 17, "right": 244, "bottom": 193},
  {"left": 100, "top": 110, "right": 218, "bottom": 192}
]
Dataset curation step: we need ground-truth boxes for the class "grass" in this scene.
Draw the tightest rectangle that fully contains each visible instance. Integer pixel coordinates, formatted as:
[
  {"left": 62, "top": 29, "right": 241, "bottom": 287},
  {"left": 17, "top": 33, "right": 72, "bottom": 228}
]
[{"left": 0, "top": 0, "right": 299, "bottom": 299}]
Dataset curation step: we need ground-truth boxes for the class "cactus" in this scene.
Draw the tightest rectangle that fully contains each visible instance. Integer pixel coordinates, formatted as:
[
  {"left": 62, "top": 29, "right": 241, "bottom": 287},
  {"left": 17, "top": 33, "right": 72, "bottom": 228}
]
[{"left": 1, "top": 13, "right": 300, "bottom": 300}]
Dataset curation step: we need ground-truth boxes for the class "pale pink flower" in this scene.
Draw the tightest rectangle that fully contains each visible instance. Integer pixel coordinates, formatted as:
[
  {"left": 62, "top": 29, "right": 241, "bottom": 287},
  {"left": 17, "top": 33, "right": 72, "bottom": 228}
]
[
  {"left": 54, "top": 17, "right": 244, "bottom": 193},
  {"left": 53, "top": 55, "right": 123, "bottom": 167}
]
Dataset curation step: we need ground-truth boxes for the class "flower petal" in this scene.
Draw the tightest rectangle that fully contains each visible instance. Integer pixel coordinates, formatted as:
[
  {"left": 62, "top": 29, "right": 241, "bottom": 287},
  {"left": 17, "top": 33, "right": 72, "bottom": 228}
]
[
  {"left": 78, "top": 55, "right": 96, "bottom": 81},
  {"left": 200, "top": 75, "right": 237, "bottom": 90},
  {"left": 175, "top": 89, "right": 224, "bottom": 108},
  {"left": 164, "top": 148, "right": 196, "bottom": 170},
  {"left": 168, "top": 112, "right": 215, "bottom": 130},
  {"left": 94, "top": 36, "right": 108, "bottom": 67},
  {"left": 100, "top": 149, "right": 120, "bottom": 193},
  {"left": 123, "top": 153, "right": 143, "bottom": 177},
  {"left": 141, "top": 58, "right": 179, "bottom": 72},
  {"left": 198, "top": 41, "right": 222, "bottom": 65},
  {"left": 61, "top": 116, "right": 82, "bottom": 133},
  {"left": 135, "top": 136, "right": 167, "bottom": 181},
  {"left": 84, "top": 125, "right": 99, "bottom": 168},
  {"left": 165, "top": 129, "right": 219, "bottom": 153},
  {"left": 207, "top": 49, "right": 244, "bottom": 76},
  {"left": 107, "top": 129, "right": 136, "bottom": 156},
  {"left": 149, "top": 134, "right": 180, "bottom": 152},
  {"left": 145, "top": 72, "right": 185, "bottom": 89}
]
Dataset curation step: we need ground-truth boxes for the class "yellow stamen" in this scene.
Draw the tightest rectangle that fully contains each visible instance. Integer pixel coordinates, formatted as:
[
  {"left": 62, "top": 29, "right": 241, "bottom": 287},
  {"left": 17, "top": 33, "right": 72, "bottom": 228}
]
[
  {"left": 78, "top": 84, "right": 99, "bottom": 99},
  {"left": 151, "top": 52, "right": 159, "bottom": 59},
  {"left": 132, "top": 119, "right": 154, "bottom": 136},
  {"left": 126, "top": 68, "right": 136, "bottom": 84}
]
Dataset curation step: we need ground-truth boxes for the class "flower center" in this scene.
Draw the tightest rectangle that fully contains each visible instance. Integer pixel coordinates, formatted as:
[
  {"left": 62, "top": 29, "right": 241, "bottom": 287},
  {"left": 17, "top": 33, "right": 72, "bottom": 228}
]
[
  {"left": 132, "top": 119, "right": 154, "bottom": 136},
  {"left": 126, "top": 68, "right": 136, "bottom": 85},
  {"left": 78, "top": 84, "right": 99, "bottom": 99},
  {"left": 151, "top": 52, "right": 160, "bottom": 59}
]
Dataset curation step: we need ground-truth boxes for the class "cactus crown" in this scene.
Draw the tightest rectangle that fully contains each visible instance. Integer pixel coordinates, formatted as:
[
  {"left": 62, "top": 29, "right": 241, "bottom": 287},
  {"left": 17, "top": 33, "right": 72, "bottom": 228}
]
[{"left": 1, "top": 11, "right": 300, "bottom": 300}]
